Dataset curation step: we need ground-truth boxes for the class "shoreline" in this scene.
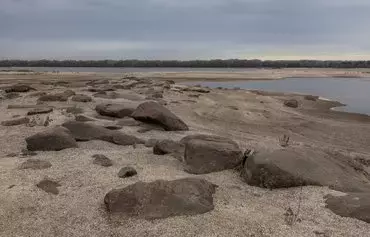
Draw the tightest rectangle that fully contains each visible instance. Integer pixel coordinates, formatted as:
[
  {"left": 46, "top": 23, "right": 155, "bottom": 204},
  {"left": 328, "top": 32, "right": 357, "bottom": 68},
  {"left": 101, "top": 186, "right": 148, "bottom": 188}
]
[{"left": 1, "top": 72, "right": 370, "bottom": 236}]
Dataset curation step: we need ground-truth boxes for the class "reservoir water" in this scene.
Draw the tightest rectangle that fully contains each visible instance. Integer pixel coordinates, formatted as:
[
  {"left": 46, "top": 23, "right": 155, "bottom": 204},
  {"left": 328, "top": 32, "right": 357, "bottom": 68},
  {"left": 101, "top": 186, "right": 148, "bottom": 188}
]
[{"left": 192, "top": 77, "right": 370, "bottom": 115}]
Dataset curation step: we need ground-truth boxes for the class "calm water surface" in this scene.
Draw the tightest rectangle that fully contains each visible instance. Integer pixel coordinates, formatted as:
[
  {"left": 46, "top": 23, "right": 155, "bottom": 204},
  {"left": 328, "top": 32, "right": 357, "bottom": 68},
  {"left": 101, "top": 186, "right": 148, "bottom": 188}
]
[
  {"left": 0, "top": 67, "right": 260, "bottom": 73},
  {"left": 192, "top": 78, "right": 370, "bottom": 115}
]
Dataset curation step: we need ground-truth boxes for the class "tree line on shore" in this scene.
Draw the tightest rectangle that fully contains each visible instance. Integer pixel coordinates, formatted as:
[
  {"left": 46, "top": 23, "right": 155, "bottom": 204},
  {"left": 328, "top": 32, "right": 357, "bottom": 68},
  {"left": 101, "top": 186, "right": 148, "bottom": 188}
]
[{"left": 0, "top": 59, "right": 370, "bottom": 68}]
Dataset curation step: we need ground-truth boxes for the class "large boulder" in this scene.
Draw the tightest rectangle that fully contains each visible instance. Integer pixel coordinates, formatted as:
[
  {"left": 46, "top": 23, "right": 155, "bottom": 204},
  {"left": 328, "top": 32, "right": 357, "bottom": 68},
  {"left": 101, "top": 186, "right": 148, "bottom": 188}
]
[
  {"left": 26, "top": 127, "right": 78, "bottom": 151},
  {"left": 104, "top": 178, "right": 216, "bottom": 219},
  {"left": 95, "top": 103, "right": 137, "bottom": 118},
  {"left": 242, "top": 148, "right": 370, "bottom": 192},
  {"left": 62, "top": 121, "right": 144, "bottom": 145},
  {"left": 1, "top": 117, "right": 29, "bottom": 126},
  {"left": 153, "top": 139, "right": 185, "bottom": 160},
  {"left": 5, "top": 84, "right": 35, "bottom": 93},
  {"left": 182, "top": 135, "right": 243, "bottom": 174},
  {"left": 131, "top": 101, "right": 188, "bottom": 131},
  {"left": 325, "top": 193, "right": 370, "bottom": 223}
]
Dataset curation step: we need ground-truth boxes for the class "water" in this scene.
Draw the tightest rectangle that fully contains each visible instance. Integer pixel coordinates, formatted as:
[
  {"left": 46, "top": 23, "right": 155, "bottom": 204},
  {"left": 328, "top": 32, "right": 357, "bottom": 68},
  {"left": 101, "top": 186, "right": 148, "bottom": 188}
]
[
  {"left": 0, "top": 67, "right": 260, "bottom": 73},
  {"left": 192, "top": 77, "right": 370, "bottom": 115}
]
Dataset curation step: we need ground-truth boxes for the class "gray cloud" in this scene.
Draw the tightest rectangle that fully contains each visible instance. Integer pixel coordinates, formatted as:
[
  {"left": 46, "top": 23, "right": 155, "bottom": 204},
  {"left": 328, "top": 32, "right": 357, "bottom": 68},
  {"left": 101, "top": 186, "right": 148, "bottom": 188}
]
[{"left": 1, "top": 0, "right": 370, "bottom": 59}]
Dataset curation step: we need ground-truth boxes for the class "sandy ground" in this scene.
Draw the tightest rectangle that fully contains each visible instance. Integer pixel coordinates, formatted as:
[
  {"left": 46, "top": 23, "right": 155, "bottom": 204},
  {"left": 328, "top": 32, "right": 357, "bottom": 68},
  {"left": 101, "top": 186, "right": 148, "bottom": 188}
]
[{"left": 1, "top": 71, "right": 370, "bottom": 237}]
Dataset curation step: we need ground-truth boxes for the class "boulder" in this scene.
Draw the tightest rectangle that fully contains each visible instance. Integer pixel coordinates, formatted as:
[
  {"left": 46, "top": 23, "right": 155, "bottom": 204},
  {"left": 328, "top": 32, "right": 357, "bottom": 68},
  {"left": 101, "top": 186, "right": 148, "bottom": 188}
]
[
  {"left": 26, "top": 127, "right": 78, "bottom": 151},
  {"left": 38, "top": 94, "right": 68, "bottom": 102},
  {"left": 1, "top": 117, "right": 30, "bottom": 126},
  {"left": 95, "top": 103, "right": 137, "bottom": 118},
  {"left": 116, "top": 117, "right": 141, "bottom": 127},
  {"left": 325, "top": 193, "right": 370, "bottom": 223},
  {"left": 304, "top": 95, "right": 319, "bottom": 101},
  {"left": 5, "top": 92, "right": 20, "bottom": 99},
  {"left": 153, "top": 139, "right": 184, "bottom": 159},
  {"left": 92, "top": 154, "right": 113, "bottom": 167},
  {"left": 38, "top": 90, "right": 75, "bottom": 102},
  {"left": 62, "top": 121, "right": 144, "bottom": 145},
  {"left": 36, "top": 179, "right": 60, "bottom": 195},
  {"left": 242, "top": 148, "right": 370, "bottom": 192},
  {"left": 27, "top": 107, "right": 53, "bottom": 115},
  {"left": 131, "top": 101, "right": 188, "bottom": 131},
  {"left": 5, "top": 84, "right": 35, "bottom": 93},
  {"left": 182, "top": 135, "right": 243, "bottom": 174},
  {"left": 183, "top": 86, "right": 210, "bottom": 93},
  {"left": 19, "top": 159, "right": 52, "bottom": 170},
  {"left": 72, "top": 94, "right": 92, "bottom": 102},
  {"left": 104, "top": 178, "right": 216, "bottom": 219},
  {"left": 284, "top": 99, "right": 299, "bottom": 108},
  {"left": 118, "top": 167, "right": 137, "bottom": 178}
]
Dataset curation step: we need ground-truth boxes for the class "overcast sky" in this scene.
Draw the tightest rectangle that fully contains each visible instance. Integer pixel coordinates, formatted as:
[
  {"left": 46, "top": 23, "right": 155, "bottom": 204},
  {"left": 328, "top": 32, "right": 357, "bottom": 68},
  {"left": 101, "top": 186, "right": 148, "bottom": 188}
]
[{"left": 1, "top": 0, "right": 370, "bottom": 60}]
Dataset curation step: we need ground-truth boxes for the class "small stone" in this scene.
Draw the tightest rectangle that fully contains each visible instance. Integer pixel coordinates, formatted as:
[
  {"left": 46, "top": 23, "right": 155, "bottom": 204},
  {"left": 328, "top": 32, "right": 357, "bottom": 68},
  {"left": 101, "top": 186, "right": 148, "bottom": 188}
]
[
  {"left": 75, "top": 115, "right": 95, "bottom": 122},
  {"left": 21, "top": 149, "right": 37, "bottom": 157},
  {"left": 72, "top": 94, "right": 92, "bottom": 102},
  {"left": 118, "top": 167, "right": 137, "bottom": 178},
  {"left": 92, "top": 154, "right": 113, "bottom": 167},
  {"left": 65, "top": 107, "right": 84, "bottom": 114},
  {"left": 19, "top": 159, "right": 52, "bottom": 170},
  {"left": 145, "top": 139, "right": 158, "bottom": 147},
  {"left": 284, "top": 99, "right": 299, "bottom": 108},
  {"left": 27, "top": 107, "right": 53, "bottom": 115},
  {"left": 36, "top": 179, "right": 60, "bottom": 195},
  {"left": 1, "top": 117, "right": 30, "bottom": 126}
]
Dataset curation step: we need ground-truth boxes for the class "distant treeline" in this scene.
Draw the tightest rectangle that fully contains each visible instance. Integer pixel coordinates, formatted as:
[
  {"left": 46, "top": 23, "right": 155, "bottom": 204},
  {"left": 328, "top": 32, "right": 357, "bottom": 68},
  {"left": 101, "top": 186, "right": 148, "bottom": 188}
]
[{"left": 0, "top": 59, "right": 370, "bottom": 68}]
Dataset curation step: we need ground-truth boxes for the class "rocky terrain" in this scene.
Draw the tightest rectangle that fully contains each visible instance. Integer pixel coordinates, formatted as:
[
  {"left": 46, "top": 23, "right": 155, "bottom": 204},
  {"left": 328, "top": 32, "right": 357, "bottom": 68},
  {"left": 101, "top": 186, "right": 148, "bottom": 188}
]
[{"left": 1, "top": 72, "right": 370, "bottom": 237}]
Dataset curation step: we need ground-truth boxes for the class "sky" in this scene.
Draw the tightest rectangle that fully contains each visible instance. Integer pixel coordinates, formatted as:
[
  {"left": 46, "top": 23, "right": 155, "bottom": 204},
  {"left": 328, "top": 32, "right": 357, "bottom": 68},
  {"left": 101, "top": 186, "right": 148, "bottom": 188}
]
[{"left": 0, "top": 0, "right": 370, "bottom": 60}]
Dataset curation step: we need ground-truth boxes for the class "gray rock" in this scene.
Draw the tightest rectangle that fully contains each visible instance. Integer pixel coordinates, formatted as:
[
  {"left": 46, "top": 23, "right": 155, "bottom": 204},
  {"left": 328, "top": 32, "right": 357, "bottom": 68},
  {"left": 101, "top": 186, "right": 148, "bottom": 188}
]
[
  {"left": 242, "top": 148, "right": 370, "bottom": 192},
  {"left": 118, "top": 167, "right": 137, "bottom": 178},
  {"left": 325, "top": 193, "right": 370, "bottom": 223},
  {"left": 5, "top": 92, "right": 20, "bottom": 99},
  {"left": 95, "top": 103, "right": 137, "bottom": 118},
  {"left": 36, "top": 179, "right": 60, "bottom": 195},
  {"left": 27, "top": 107, "right": 53, "bottom": 115},
  {"left": 183, "top": 87, "right": 210, "bottom": 93},
  {"left": 1, "top": 117, "right": 30, "bottom": 126},
  {"left": 38, "top": 90, "right": 75, "bottom": 102},
  {"left": 29, "top": 92, "right": 47, "bottom": 97},
  {"left": 104, "top": 178, "right": 216, "bottom": 219},
  {"left": 284, "top": 99, "right": 299, "bottom": 108},
  {"left": 19, "top": 159, "right": 52, "bottom": 170},
  {"left": 183, "top": 135, "right": 243, "bottom": 174},
  {"left": 153, "top": 139, "right": 184, "bottom": 160},
  {"left": 5, "top": 84, "right": 35, "bottom": 93},
  {"left": 304, "top": 95, "right": 319, "bottom": 101},
  {"left": 92, "top": 154, "right": 113, "bottom": 167},
  {"left": 116, "top": 118, "right": 142, "bottom": 127},
  {"left": 75, "top": 115, "right": 95, "bottom": 122},
  {"left": 62, "top": 121, "right": 144, "bottom": 145},
  {"left": 26, "top": 127, "right": 78, "bottom": 151},
  {"left": 145, "top": 139, "right": 158, "bottom": 147},
  {"left": 72, "top": 94, "right": 92, "bottom": 102},
  {"left": 131, "top": 101, "right": 189, "bottom": 131},
  {"left": 65, "top": 106, "right": 84, "bottom": 114}
]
